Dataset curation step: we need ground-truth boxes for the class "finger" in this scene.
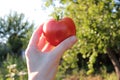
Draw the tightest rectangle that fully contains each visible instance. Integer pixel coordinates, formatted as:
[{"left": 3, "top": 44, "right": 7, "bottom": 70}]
[
  {"left": 42, "top": 42, "right": 54, "bottom": 52},
  {"left": 37, "top": 33, "right": 47, "bottom": 50},
  {"left": 51, "top": 36, "right": 77, "bottom": 57},
  {"left": 28, "top": 23, "right": 44, "bottom": 49}
]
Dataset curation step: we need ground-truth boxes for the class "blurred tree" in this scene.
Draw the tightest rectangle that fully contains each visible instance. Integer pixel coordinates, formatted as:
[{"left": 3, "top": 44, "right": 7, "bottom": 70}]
[
  {"left": 0, "top": 12, "right": 34, "bottom": 57},
  {"left": 0, "top": 43, "right": 9, "bottom": 62},
  {"left": 45, "top": 0, "right": 120, "bottom": 79}
]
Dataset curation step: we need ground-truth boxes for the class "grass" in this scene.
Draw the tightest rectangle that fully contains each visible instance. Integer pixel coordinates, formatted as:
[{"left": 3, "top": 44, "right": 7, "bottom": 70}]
[
  {"left": 63, "top": 71, "right": 117, "bottom": 80},
  {"left": 0, "top": 55, "right": 117, "bottom": 80}
]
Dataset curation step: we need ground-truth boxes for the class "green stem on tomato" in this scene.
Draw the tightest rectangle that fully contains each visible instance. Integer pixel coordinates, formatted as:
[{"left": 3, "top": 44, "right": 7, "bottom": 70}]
[{"left": 56, "top": 15, "right": 60, "bottom": 21}]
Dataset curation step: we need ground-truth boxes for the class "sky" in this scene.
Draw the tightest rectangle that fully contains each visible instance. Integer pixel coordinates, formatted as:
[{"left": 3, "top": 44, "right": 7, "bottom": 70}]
[
  {"left": 0, "top": 0, "right": 119, "bottom": 27},
  {"left": 0, "top": 0, "right": 53, "bottom": 27}
]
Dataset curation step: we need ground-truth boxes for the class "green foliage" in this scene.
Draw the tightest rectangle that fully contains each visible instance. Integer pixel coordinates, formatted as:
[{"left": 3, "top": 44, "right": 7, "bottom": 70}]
[
  {"left": 0, "top": 55, "right": 116, "bottom": 80},
  {"left": 45, "top": 0, "right": 120, "bottom": 76},
  {"left": 0, "top": 54, "right": 27, "bottom": 80},
  {"left": 58, "top": 67, "right": 117, "bottom": 80},
  {"left": 45, "top": 0, "right": 53, "bottom": 7},
  {"left": 66, "top": 0, "right": 120, "bottom": 74},
  {"left": 99, "top": 65, "right": 117, "bottom": 80},
  {"left": 56, "top": 44, "right": 79, "bottom": 79},
  {"left": 0, "top": 11, "right": 34, "bottom": 57}
]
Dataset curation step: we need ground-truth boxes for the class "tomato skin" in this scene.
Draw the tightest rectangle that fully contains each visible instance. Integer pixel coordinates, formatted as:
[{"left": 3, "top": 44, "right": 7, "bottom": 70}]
[{"left": 43, "top": 17, "right": 76, "bottom": 46}]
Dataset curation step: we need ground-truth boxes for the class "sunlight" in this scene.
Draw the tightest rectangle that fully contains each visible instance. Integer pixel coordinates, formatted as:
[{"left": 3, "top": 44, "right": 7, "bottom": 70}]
[{"left": 0, "top": 0, "right": 51, "bottom": 26}]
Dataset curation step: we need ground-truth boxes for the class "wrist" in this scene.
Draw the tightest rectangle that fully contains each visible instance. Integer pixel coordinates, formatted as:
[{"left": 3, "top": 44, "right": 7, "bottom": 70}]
[{"left": 28, "top": 72, "right": 55, "bottom": 80}]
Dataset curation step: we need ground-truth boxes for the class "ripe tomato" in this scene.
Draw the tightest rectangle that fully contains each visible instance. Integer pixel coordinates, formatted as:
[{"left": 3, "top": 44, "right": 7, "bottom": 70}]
[{"left": 43, "top": 17, "right": 76, "bottom": 46}]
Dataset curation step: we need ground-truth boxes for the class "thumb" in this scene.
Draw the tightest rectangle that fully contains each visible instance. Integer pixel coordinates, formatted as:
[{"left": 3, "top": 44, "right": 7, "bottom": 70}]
[{"left": 52, "top": 36, "right": 77, "bottom": 56}]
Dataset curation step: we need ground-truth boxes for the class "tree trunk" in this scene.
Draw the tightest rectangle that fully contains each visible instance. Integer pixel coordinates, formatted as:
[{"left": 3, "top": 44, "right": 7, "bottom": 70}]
[{"left": 107, "top": 48, "right": 120, "bottom": 80}]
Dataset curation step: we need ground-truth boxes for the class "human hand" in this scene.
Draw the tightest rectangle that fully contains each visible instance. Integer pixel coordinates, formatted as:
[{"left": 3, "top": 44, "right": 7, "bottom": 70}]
[{"left": 25, "top": 23, "right": 77, "bottom": 80}]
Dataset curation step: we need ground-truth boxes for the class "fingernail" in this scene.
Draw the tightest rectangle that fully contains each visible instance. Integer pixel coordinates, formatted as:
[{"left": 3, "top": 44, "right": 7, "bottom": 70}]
[{"left": 70, "top": 36, "right": 77, "bottom": 42}]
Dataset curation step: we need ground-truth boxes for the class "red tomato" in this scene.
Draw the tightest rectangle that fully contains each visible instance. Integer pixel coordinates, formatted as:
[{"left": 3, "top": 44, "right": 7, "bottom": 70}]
[{"left": 43, "top": 17, "right": 76, "bottom": 46}]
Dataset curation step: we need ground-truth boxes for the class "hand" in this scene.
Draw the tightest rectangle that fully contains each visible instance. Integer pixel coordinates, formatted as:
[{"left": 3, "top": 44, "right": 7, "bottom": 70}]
[{"left": 25, "top": 23, "right": 77, "bottom": 80}]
